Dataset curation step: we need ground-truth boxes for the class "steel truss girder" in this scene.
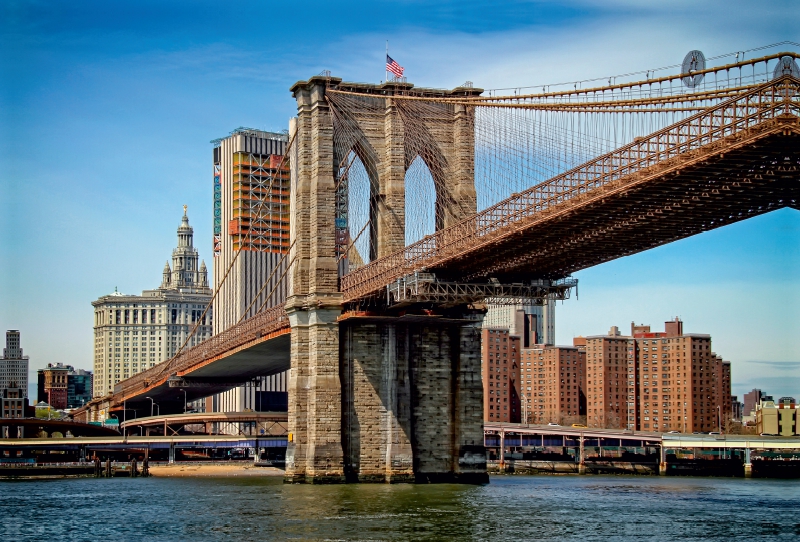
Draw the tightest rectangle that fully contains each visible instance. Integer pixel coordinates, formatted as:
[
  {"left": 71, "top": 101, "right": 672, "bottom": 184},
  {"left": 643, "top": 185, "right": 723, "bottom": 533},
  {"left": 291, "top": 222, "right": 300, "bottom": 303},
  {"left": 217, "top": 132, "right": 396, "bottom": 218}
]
[
  {"left": 386, "top": 272, "right": 577, "bottom": 308},
  {"left": 341, "top": 76, "right": 800, "bottom": 302}
]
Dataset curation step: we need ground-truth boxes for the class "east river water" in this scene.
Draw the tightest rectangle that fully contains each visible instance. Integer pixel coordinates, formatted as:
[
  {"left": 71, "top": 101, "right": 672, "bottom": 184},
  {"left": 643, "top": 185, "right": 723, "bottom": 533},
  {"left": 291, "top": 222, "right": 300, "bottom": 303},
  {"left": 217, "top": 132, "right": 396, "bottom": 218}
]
[{"left": 1, "top": 475, "right": 798, "bottom": 541}]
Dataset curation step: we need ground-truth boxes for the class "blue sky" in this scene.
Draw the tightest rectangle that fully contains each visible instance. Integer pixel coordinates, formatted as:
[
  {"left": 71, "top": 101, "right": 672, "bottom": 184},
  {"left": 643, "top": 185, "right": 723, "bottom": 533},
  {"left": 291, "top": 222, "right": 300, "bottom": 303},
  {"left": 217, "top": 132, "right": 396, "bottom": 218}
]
[{"left": 1, "top": 0, "right": 798, "bottom": 401}]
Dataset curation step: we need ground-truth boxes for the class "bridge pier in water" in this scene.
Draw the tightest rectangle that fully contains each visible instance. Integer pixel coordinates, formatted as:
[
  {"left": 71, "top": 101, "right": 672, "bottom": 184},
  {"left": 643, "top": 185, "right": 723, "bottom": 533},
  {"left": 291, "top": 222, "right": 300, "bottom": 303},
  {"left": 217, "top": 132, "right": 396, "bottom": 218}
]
[
  {"left": 284, "top": 309, "right": 487, "bottom": 484},
  {"left": 340, "top": 313, "right": 487, "bottom": 483},
  {"left": 284, "top": 307, "right": 346, "bottom": 483}
]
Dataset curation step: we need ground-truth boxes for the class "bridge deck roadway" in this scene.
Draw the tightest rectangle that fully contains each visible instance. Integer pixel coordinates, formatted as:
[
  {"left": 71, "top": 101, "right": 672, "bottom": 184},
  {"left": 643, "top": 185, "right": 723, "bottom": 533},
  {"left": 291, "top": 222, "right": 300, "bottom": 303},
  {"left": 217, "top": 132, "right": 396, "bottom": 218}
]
[
  {"left": 120, "top": 411, "right": 288, "bottom": 429},
  {"left": 0, "top": 435, "right": 287, "bottom": 448},
  {"left": 120, "top": 411, "right": 288, "bottom": 437},
  {"left": 485, "top": 422, "right": 662, "bottom": 442}
]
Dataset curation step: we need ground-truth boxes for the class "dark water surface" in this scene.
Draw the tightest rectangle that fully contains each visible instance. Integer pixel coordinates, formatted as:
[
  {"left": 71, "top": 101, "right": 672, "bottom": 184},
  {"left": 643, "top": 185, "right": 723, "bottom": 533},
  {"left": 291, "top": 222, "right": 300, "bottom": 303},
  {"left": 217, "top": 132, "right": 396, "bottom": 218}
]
[{"left": 1, "top": 475, "right": 798, "bottom": 541}]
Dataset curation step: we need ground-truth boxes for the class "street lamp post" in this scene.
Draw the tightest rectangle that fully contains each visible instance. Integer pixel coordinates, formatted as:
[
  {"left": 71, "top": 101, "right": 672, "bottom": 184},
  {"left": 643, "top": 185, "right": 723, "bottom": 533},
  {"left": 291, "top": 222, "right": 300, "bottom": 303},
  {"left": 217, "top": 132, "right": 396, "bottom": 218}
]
[
  {"left": 717, "top": 405, "right": 722, "bottom": 434},
  {"left": 146, "top": 396, "right": 155, "bottom": 418},
  {"left": 180, "top": 389, "right": 187, "bottom": 414}
]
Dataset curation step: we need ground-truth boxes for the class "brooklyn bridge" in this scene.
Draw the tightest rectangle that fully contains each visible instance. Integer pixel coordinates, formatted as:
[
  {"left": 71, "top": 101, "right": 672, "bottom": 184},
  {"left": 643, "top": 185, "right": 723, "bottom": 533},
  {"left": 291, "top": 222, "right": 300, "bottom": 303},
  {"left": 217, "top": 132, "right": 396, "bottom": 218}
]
[{"left": 78, "top": 51, "right": 799, "bottom": 483}]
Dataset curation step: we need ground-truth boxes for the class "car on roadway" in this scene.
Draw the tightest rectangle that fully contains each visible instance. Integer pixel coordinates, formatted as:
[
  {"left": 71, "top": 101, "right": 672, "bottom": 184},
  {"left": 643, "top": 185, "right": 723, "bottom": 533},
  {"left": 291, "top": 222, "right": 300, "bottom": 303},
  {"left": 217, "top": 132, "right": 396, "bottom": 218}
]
[
  {"left": 571, "top": 424, "right": 587, "bottom": 428},
  {"left": 667, "top": 430, "right": 680, "bottom": 434},
  {"left": 547, "top": 422, "right": 560, "bottom": 427}
]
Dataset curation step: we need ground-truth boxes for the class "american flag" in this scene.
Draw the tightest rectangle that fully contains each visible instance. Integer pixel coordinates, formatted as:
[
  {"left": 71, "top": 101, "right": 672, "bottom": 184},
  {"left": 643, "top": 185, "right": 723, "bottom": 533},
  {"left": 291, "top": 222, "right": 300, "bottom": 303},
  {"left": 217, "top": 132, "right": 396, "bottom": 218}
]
[{"left": 386, "top": 55, "right": 404, "bottom": 78}]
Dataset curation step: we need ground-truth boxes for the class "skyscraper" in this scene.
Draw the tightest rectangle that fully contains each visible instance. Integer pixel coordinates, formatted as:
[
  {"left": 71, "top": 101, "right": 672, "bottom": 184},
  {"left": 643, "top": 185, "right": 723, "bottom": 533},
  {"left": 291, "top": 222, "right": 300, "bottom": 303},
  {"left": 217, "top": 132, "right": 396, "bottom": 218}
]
[
  {"left": 92, "top": 209, "right": 212, "bottom": 396},
  {"left": 211, "top": 128, "right": 290, "bottom": 412},
  {"left": 743, "top": 388, "right": 764, "bottom": 418},
  {"left": 1, "top": 330, "right": 29, "bottom": 418}
]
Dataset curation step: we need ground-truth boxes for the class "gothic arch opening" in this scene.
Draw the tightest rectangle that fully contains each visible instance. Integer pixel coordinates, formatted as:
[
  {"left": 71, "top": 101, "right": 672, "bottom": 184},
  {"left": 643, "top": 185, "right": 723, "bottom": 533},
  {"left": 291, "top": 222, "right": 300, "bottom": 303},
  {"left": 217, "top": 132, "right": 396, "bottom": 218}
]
[
  {"left": 337, "top": 150, "right": 378, "bottom": 273},
  {"left": 404, "top": 155, "right": 438, "bottom": 246}
]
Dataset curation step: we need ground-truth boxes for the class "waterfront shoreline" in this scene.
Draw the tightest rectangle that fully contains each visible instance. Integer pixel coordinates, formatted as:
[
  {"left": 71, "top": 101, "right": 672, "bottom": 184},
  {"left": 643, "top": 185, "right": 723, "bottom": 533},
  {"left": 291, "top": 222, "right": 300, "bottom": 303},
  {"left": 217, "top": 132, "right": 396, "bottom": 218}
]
[{"left": 147, "top": 462, "right": 284, "bottom": 477}]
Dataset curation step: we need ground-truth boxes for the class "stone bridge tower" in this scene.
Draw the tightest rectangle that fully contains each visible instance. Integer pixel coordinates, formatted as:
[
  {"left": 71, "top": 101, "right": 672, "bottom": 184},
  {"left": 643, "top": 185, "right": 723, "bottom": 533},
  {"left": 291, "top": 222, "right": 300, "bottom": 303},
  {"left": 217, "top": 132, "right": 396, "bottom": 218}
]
[{"left": 285, "top": 75, "right": 487, "bottom": 483}]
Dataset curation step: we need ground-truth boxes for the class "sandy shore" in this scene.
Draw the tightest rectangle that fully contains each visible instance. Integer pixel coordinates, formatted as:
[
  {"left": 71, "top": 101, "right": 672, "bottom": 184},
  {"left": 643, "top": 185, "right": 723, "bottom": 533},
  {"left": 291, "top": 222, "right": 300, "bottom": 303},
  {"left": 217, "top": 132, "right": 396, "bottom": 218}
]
[{"left": 147, "top": 462, "right": 284, "bottom": 478}]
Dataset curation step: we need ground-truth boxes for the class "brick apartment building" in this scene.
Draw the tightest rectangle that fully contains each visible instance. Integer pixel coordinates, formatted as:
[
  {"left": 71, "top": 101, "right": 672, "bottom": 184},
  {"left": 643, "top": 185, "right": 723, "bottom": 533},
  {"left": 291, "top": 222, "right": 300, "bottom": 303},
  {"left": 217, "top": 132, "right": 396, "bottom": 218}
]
[
  {"left": 585, "top": 318, "right": 731, "bottom": 432},
  {"left": 482, "top": 327, "right": 586, "bottom": 425},
  {"left": 585, "top": 326, "right": 631, "bottom": 429},
  {"left": 482, "top": 328, "right": 520, "bottom": 422},
  {"left": 519, "top": 345, "right": 585, "bottom": 424}
]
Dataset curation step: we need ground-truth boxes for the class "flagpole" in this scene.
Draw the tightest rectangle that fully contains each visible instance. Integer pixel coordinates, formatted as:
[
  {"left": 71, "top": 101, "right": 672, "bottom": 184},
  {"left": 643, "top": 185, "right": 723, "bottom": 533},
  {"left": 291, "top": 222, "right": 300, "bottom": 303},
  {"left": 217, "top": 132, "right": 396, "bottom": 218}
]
[{"left": 385, "top": 40, "right": 389, "bottom": 82}]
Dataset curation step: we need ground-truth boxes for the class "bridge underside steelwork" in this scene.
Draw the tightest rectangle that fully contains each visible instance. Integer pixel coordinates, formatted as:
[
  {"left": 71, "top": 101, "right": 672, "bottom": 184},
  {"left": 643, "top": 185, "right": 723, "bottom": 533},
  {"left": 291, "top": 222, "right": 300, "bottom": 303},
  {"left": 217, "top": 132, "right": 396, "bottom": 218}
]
[{"left": 116, "top": 331, "right": 290, "bottom": 413}]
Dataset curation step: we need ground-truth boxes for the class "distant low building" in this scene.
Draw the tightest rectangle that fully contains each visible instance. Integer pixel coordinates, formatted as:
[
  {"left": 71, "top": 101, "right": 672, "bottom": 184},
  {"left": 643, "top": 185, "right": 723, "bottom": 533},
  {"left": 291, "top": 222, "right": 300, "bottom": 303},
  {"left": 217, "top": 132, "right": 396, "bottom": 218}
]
[
  {"left": 40, "top": 363, "right": 69, "bottom": 409},
  {"left": 39, "top": 364, "right": 93, "bottom": 409},
  {"left": 756, "top": 398, "right": 799, "bottom": 436},
  {"left": 1, "top": 388, "right": 26, "bottom": 418},
  {"left": 67, "top": 368, "right": 92, "bottom": 408},
  {"left": 731, "top": 395, "right": 743, "bottom": 422}
]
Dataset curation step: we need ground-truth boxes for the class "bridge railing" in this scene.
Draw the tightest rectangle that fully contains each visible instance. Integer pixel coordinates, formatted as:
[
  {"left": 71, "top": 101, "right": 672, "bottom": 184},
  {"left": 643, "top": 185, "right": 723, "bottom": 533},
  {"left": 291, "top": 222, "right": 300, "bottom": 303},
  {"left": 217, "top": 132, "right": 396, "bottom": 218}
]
[
  {"left": 114, "top": 305, "right": 289, "bottom": 400},
  {"left": 340, "top": 76, "right": 799, "bottom": 301}
]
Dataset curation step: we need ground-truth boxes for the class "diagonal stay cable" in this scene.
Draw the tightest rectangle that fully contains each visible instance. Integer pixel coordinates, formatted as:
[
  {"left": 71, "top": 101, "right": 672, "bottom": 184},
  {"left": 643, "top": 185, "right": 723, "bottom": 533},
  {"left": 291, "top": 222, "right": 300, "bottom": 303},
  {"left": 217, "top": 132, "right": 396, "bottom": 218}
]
[
  {"left": 255, "top": 255, "right": 297, "bottom": 314},
  {"left": 125, "top": 132, "right": 297, "bottom": 391},
  {"left": 237, "top": 238, "right": 296, "bottom": 324},
  {"left": 337, "top": 218, "right": 370, "bottom": 265}
]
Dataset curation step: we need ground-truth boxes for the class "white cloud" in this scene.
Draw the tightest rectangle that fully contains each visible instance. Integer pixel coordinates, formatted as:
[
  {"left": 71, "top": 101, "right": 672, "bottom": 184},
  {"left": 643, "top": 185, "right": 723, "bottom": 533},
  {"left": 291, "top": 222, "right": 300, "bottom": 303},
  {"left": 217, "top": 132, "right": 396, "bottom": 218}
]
[{"left": 318, "top": 0, "right": 798, "bottom": 91}]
